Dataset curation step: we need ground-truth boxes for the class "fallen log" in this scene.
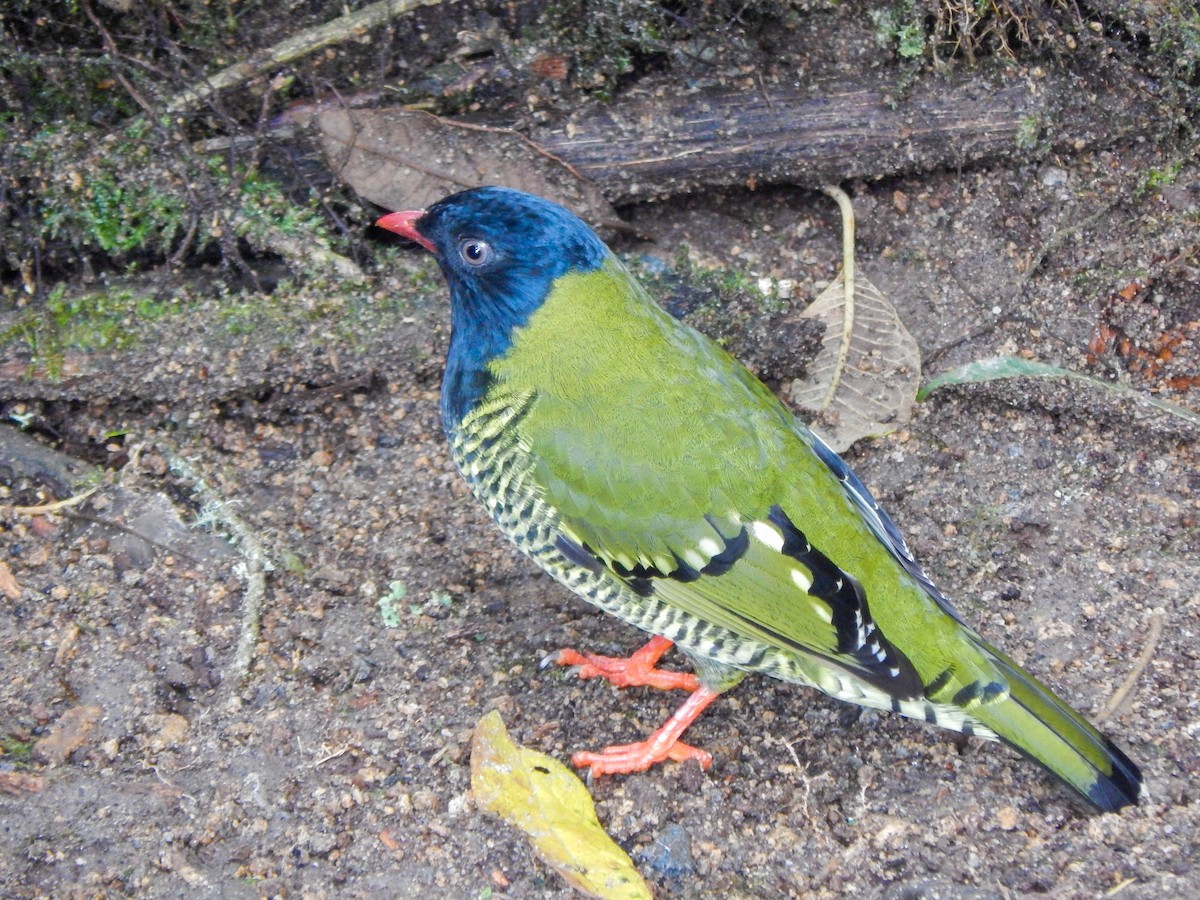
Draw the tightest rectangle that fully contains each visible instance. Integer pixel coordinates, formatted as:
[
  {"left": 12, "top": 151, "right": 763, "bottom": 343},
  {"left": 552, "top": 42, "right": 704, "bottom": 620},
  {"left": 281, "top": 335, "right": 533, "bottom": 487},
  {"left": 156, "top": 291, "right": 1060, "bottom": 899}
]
[
  {"left": 532, "top": 67, "right": 1157, "bottom": 202},
  {"left": 315, "top": 63, "right": 1159, "bottom": 215}
]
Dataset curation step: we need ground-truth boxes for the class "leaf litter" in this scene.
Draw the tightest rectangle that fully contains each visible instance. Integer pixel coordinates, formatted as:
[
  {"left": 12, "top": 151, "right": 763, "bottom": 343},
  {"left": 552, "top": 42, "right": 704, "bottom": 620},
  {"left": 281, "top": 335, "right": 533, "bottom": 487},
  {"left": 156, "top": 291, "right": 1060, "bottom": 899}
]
[
  {"left": 317, "top": 108, "right": 617, "bottom": 228},
  {"left": 789, "top": 186, "right": 921, "bottom": 451}
]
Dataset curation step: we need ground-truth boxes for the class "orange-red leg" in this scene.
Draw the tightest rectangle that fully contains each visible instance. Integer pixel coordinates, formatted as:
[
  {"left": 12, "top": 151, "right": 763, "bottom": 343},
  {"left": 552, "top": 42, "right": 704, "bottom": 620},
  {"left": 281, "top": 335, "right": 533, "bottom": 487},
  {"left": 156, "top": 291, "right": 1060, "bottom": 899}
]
[
  {"left": 546, "top": 635, "right": 720, "bottom": 777},
  {"left": 572, "top": 685, "right": 721, "bottom": 777}
]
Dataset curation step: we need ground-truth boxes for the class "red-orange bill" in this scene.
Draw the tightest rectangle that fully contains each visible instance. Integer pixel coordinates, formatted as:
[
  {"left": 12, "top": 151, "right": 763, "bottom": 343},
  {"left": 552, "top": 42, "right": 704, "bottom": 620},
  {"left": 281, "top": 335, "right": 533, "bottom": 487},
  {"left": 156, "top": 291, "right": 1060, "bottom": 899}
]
[{"left": 376, "top": 210, "right": 433, "bottom": 252}]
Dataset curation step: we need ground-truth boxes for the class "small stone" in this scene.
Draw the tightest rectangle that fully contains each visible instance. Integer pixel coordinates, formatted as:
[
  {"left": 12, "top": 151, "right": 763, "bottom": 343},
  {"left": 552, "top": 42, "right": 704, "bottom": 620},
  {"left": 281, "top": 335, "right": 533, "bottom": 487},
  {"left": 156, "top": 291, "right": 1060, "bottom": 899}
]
[
  {"left": 140, "top": 451, "right": 169, "bottom": 476},
  {"left": 637, "top": 822, "right": 695, "bottom": 879},
  {"left": 308, "top": 832, "right": 338, "bottom": 858},
  {"left": 141, "top": 713, "right": 189, "bottom": 751},
  {"left": 1040, "top": 166, "right": 1069, "bottom": 187}
]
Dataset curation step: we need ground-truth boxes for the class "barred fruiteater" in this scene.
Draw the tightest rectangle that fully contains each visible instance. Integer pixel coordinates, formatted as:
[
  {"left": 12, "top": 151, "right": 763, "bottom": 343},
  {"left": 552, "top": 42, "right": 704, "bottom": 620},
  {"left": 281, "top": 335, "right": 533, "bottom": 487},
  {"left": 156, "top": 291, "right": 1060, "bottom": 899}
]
[{"left": 376, "top": 187, "right": 1143, "bottom": 812}]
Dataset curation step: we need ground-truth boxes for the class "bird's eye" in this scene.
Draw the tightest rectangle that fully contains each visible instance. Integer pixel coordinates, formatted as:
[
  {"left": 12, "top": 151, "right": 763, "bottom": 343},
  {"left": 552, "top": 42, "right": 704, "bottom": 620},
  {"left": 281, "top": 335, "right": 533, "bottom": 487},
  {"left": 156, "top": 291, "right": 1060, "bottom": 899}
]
[{"left": 458, "top": 239, "right": 494, "bottom": 267}]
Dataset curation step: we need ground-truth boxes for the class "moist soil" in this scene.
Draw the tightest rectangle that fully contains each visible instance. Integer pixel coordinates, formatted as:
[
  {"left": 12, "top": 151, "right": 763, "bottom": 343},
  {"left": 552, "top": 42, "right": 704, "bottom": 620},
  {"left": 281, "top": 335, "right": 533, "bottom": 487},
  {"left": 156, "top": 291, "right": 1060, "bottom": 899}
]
[{"left": 2, "top": 8, "right": 1199, "bottom": 900}]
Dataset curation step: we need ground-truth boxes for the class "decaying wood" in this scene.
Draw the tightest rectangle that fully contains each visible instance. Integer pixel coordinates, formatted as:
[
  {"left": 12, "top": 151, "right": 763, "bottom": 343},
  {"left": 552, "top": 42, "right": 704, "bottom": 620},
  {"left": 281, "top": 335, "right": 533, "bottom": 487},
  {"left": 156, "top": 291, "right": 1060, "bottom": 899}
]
[
  {"left": 530, "top": 68, "right": 1157, "bottom": 202},
  {"left": 313, "top": 64, "right": 1156, "bottom": 225}
]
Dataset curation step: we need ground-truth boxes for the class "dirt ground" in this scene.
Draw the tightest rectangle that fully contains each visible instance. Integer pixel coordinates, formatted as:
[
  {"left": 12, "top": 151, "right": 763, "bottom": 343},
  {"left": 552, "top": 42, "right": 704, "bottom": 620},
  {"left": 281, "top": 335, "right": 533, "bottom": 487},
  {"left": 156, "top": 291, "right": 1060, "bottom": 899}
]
[{"left": 2, "top": 7, "right": 1199, "bottom": 900}]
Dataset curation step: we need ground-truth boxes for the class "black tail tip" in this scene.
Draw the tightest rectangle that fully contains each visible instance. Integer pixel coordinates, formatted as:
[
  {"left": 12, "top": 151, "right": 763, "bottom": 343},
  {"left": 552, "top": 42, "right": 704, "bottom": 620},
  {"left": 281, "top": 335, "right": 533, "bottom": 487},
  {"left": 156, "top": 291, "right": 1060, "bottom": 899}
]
[{"left": 1085, "top": 740, "right": 1144, "bottom": 813}]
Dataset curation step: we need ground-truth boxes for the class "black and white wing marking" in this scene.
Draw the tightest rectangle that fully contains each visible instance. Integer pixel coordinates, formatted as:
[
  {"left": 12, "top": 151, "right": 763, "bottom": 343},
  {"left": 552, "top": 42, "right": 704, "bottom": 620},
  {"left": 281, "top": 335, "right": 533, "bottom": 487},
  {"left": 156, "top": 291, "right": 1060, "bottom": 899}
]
[{"left": 809, "top": 431, "right": 967, "bottom": 626}]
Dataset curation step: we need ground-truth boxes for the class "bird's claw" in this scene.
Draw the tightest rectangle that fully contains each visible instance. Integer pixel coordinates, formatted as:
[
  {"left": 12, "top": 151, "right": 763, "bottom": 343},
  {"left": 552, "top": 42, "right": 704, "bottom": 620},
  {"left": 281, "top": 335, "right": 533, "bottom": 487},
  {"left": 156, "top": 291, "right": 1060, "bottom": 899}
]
[{"left": 539, "top": 651, "right": 592, "bottom": 683}]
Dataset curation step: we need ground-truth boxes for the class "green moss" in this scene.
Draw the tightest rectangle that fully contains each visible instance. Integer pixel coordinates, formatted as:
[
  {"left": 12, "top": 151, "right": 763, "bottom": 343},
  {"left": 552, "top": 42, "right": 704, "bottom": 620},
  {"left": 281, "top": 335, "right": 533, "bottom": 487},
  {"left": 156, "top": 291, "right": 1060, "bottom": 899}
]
[
  {"left": 1138, "top": 157, "right": 1187, "bottom": 197},
  {"left": 228, "top": 163, "right": 333, "bottom": 246},
  {"left": 1148, "top": 2, "right": 1200, "bottom": 87},
  {"left": 0, "top": 241, "right": 441, "bottom": 383},
  {"left": 10, "top": 114, "right": 344, "bottom": 285},
  {"left": 1015, "top": 115, "right": 1042, "bottom": 151},
  {"left": 871, "top": 2, "right": 927, "bottom": 59},
  {"left": 0, "top": 734, "right": 36, "bottom": 764},
  {"left": 24, "top": 121, "right": 189, "bottom": 262},
  {"left": 1, "top": 283, "right": 181, "bottom": 377},
  {"left": 378, "top": 581, "right": 407, "bottom": 628}
]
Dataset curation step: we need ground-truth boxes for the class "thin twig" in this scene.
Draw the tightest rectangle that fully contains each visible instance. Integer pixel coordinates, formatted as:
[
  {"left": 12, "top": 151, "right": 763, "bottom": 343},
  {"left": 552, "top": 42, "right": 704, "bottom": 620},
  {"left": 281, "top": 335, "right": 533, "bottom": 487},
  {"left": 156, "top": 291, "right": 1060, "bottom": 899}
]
[
  {"left": 82, "top": 0, "right": 158, "bottom": 118},
  {"left": 161, "top": 0, "right": 446, "bottom": 116},
  {"left": 1105, "top": 876, "right": 1138, "bottom": 896},
  {"left": 806, "top": 185, "right": 859, "bottom": 416},
  {"left": 166, "top": 450, "right": 272, "bottom": 683},
  {"left": 312, "top": 745, "right": 353, "bottom": 767},
  {"left": 12, "top": 486, "right": 99, "bottom": 515},
  {"left": 1098, "top": 611, "right": 1164, "bottom": 723}
]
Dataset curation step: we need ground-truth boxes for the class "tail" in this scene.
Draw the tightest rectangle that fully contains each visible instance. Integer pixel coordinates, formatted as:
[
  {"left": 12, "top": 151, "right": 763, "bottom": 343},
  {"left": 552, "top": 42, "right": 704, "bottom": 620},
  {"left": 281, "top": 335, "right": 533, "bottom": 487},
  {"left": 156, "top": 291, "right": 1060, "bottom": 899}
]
[{"left": 968, "top": 640, "right": 1143, "bottom": 812}]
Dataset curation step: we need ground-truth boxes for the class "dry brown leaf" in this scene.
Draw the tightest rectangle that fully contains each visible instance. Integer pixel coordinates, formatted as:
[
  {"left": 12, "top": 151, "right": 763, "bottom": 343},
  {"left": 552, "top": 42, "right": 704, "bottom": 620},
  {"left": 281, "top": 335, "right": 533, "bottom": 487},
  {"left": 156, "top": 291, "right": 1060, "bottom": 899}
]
[
  {"left": 789, "top": 187, "right": 920, "bottom": 451},
  {"left": 316, "top": 108, "right": 617, "bottom": 227},
  {"left": 790, "top": 274, "right": 921, "bottom": 451},
  {"left": 470, "top": 711, "right": 651, "bottom": 900},
  {"left": 33, "top": 704, "right": 102, "bottom": 766}
]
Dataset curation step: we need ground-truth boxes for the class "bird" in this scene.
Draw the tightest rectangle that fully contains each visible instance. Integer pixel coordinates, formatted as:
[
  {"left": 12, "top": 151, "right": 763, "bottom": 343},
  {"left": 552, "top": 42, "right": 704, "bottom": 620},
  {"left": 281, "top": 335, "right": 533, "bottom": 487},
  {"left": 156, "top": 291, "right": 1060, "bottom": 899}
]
[{"left": 375, "top": 186, "right": 1143, "bottom": 812}]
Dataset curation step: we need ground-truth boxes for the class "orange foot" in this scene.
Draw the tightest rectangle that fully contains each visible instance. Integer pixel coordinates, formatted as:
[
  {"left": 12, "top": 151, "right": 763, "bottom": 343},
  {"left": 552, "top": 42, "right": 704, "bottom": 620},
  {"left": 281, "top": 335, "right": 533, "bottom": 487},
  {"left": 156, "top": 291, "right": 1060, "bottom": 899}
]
[
  {"left": 544, "top": 635, "right": 722, "bottom": 778},
  {"left": 544, "top": 634, "right": 700, "bottom": 692},
  {"left": 571, "top": 685, "right": 721, "bottom": 777}
]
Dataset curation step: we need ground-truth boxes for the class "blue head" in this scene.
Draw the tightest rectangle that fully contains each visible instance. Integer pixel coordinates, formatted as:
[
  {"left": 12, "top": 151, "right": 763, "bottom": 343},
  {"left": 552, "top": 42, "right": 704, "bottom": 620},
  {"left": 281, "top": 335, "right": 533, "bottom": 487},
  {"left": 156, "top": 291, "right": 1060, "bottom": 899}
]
[{"left": 378, "top": 187, "right": 608, "bottom": 428}]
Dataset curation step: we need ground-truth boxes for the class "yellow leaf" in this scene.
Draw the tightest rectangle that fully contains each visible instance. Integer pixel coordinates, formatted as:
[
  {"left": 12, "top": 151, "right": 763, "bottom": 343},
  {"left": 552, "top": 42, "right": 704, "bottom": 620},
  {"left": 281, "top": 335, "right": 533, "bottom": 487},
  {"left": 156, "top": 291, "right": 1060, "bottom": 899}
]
[{"left": 470, "top": 711, "right": 651, "bottom": 899}]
